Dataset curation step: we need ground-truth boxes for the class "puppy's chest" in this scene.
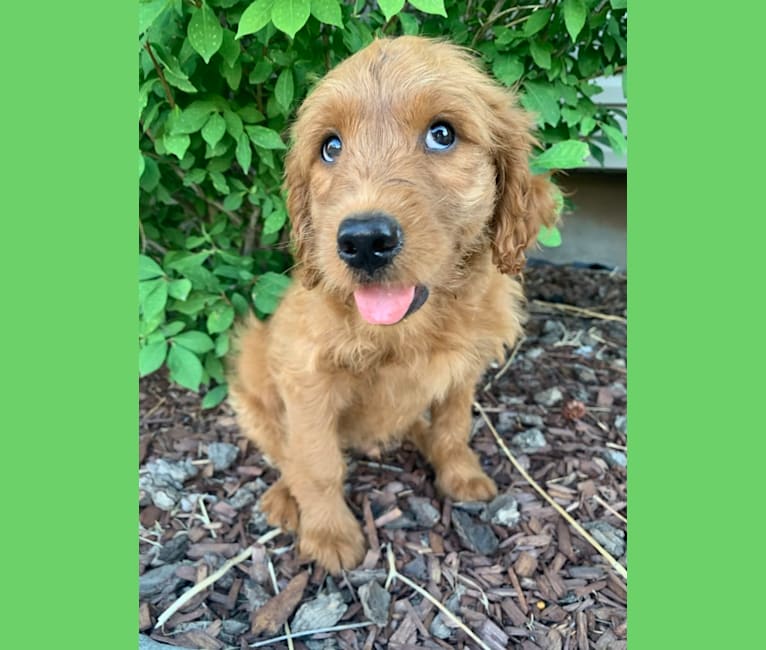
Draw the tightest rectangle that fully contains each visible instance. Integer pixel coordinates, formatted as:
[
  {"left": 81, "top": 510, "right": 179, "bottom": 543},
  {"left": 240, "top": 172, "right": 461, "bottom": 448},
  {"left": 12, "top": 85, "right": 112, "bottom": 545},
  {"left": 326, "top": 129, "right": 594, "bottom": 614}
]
[{"left": 337, "top": 345, "right": 477, "bottom": 445}]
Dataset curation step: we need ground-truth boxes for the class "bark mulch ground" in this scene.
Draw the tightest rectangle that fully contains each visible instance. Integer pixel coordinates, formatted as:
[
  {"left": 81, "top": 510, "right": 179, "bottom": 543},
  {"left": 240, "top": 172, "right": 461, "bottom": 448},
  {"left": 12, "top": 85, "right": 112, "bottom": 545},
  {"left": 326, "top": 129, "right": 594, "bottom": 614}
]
[{"left": 139, "top": 263, "right": 627, "bottom": 650}]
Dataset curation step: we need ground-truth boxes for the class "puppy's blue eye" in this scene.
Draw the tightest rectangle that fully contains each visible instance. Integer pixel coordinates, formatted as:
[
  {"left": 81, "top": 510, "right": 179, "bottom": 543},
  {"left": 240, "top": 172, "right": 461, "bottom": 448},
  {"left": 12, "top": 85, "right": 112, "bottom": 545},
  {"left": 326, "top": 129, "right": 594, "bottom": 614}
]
[
  {"left": 425, "top": 122, "right": 456, "bottom": 151},
  {"left": 321, "top": 135, "right": 342, "bottom": 163}
]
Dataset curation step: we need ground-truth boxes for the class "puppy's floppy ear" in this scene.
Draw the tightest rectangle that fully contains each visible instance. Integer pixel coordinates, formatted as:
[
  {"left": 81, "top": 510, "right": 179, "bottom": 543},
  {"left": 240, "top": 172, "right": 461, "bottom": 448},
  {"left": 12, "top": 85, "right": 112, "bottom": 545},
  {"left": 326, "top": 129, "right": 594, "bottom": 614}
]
[
  {"left": 488, "top": 94, "right": 558, "bottom": 275},
  {"left": 284, "top": 147, "right": 320, "bottom": 289}
]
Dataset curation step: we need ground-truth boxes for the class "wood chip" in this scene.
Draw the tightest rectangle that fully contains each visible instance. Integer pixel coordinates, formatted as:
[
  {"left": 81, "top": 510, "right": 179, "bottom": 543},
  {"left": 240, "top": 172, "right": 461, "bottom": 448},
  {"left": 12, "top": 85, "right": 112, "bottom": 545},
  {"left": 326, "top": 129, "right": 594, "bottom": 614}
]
[
  {"left": 250, "top": 571, "right": 309, "bottom": 636},
  {"left": 187, "top": 543, "right": 241, "bottom": 559},
  {"left": 478, "top": 618, "right": 509, "bottom": 650},
  {"left": 576, "top": 611, "right": 589, "bottom": 650},
  {"left": 139, "top": 602, "right": 152, "bottom": 631},
  {"left": 514, "top": 552, "right": 538, "bottom": 578},
  {"left": 500, "top": 598, "right": 527, "bottom": 626}
]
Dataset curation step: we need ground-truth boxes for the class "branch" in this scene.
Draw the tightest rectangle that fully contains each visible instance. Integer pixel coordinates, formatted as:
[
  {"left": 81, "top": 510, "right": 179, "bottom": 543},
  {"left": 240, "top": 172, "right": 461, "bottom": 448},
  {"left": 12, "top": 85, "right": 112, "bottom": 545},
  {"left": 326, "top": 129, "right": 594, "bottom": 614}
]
[{"left": 144, "top": 42, "right": 175, "bottom": 110}]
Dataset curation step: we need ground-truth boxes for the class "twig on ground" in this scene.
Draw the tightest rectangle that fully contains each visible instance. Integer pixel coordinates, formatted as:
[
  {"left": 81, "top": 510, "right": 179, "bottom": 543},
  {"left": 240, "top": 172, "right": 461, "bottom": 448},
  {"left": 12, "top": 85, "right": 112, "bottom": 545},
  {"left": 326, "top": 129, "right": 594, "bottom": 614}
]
[
  {"left": 483, "top": 335, "right": 526, "bottom": 391},
  {"left": 474, "top": 401, "right": 628, "bottom": 581},
  {"left": 593, "top": 495, "right": 628, "bottom": 524},
  {"left": 267, "top": 551, "right": 295, "bottom": 650},
  {"left": 531, "top": 299, "right": 627, "bottom": 323},
  {"left": 155, "top": 545, "right": 254, "bottom": 629},
  {"left": 385, "top": 545, "right": 492, "bottom": 650}
]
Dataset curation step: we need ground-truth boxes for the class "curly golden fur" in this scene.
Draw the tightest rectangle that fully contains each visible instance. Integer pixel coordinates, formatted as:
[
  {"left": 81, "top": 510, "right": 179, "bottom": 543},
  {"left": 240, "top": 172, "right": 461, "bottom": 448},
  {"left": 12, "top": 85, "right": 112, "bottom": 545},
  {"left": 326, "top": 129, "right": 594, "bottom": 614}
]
[{"left": 229, "top": 36, "right": 557, "bottom": 573}]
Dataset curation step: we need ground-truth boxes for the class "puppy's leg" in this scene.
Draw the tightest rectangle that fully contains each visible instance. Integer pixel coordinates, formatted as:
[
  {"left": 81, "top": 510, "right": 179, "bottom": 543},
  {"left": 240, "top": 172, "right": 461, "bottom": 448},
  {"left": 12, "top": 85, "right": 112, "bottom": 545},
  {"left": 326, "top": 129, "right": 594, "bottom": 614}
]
[
  {"left": 279, "top": 384, "right": 365, "bottom": 574},
  {"left": 229, "top": 320, "right": 300, "bottom": 531},
  {"left": 410, "top": 382, "right": 497, "bottom": 502}
]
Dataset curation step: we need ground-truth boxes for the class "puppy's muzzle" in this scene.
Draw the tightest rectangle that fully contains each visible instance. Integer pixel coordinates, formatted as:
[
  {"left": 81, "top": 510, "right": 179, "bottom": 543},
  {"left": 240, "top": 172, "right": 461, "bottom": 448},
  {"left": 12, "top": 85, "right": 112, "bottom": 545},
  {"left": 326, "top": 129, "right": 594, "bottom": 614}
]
[{"left": 337, "top": 212, "right": 403, "bottom": 276}]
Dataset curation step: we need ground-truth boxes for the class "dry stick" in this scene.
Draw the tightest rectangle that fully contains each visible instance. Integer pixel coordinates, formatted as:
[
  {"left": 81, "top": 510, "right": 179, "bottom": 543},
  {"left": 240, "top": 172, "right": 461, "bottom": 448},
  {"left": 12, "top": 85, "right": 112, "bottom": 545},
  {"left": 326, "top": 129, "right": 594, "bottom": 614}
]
[
  {"left": 483, "top": 335, "right": 526, "bottom": 391},
  {"left": 593, "top": 495, "right": 628, "bottom": 525},
  {"left": 384, "top": 545, "right": 492, "bottom": 650},
  {"left": 155, "top": 545, "right": 253, "bottom": 629},
  {"left": 267, "top": 554, "right": 295, "bottom": 650},
  {"left": 473, "top": 402, "right": 628, "bottom": 581},
  {"left": 154, "top": 528, "right": 282, "bottom": 630},
  {"left": 531, "top": 299, "right": 627, "bottom": 324}
]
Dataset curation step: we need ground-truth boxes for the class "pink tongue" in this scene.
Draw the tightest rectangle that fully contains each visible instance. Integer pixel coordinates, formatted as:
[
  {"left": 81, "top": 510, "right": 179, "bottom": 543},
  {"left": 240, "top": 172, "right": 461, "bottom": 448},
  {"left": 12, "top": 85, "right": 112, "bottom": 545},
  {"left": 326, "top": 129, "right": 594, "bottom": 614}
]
[{"left": 353, "top": 285, "right": 415, "bottom": 325}]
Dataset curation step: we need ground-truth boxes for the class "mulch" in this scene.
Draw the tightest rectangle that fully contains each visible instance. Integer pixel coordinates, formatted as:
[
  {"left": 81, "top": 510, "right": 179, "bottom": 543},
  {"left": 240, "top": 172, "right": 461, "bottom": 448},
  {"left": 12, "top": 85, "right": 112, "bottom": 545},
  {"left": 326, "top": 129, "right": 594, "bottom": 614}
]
[{"left": 139, "top": 263, "right": 627, "bottom": 650}]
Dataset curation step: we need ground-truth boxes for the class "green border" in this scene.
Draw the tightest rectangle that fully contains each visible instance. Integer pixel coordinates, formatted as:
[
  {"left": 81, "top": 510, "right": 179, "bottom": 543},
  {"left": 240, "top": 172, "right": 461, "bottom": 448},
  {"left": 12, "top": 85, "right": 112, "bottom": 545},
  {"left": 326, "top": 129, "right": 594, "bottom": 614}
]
[
  {"left": 630, "top": 3, "right": 766, "bottom": 647},
  {"left": 3, "top": 3, "right": 136, "bottom": 647}
]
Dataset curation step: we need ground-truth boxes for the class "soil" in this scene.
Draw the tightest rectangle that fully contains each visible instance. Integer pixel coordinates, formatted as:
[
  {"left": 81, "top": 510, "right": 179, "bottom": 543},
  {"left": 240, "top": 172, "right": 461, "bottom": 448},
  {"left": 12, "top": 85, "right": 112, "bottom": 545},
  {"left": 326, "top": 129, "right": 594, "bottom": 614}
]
[{"left": 139, "top": 263, "right": 627, "bottom": 650}]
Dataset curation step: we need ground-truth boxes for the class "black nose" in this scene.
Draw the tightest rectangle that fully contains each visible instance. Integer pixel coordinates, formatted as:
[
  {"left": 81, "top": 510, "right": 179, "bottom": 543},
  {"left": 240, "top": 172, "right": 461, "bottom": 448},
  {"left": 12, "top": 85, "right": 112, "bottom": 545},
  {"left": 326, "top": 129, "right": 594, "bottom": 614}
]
[{"left": 337, "top": 213, "right": 403, "bottom": 275}]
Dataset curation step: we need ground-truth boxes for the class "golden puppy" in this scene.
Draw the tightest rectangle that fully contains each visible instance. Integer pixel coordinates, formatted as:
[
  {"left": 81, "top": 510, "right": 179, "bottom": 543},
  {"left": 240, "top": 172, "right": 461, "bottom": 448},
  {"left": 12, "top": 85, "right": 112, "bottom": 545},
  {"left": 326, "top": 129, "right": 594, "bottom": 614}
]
[{"left": 229, "top": 36, "right": 556, "bottom": 573}]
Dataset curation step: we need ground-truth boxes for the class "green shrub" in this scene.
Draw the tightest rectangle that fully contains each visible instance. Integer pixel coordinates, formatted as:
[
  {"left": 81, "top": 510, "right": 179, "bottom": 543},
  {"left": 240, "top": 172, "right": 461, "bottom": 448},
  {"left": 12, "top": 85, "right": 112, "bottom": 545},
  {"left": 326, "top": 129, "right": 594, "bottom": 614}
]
[{"left": 138, "top": 0, "right": 627, "bottom": 404}]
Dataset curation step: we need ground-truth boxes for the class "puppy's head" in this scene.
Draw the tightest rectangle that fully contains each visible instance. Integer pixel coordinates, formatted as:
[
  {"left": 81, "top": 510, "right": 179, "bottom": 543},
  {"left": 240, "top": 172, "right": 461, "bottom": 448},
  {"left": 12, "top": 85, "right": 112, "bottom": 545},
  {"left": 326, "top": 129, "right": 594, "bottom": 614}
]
[{"left": 285, "top": 36, "right": 556, "bottom": 324}]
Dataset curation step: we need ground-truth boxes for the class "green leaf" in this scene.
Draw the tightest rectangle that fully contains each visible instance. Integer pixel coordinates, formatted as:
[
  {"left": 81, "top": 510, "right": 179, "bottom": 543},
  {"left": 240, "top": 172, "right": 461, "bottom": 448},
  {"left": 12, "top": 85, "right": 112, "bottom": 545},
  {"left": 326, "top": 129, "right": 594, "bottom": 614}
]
[
  {"left": 610, "top": 0, "right": 627, "bottom": 9},
  {"left": 246, "top": 125, "right": 286, "bottom": 149},
  {"left": 222, "top": 59, "right": 242, "bottom": 90},
  {"left": 167, "top": 250, "right": 212, "bottom": 274},
  {"left": 205, "top": 354, "right": 225, "bottom": 383},
  {"left": 188, "top": 5, "right": 223, "bottom": 64},
  {"left": 263, "top": 207, "right": 287, "bottom": 235},
  {"left": 215, "top": 333, "right": 230, "bottom": 357},
  {"left": 600, "top": 123, "right": 627, "bottom": 155},
  {"left": 207, "top": 303, "right": 235, "bottom": 334},
  {"left": 523, "top": 7, "right": 552, "bottom": 36},
  {"left": 311, "top": 0, "right": 343, "bottom": 26},
  {"left": 139, "top": 340, "right": 167, "bottom": 377},
  {"left": 236, "top": 132, "right": 252, "bottom": 173},
  {"left": 139, "top": 151, "right": 145, "bottom": 177},
  {"left": 274, "top": 68, "right": 294, "bottom": 112},
  {"left": 139, "top": 0, "right": 168, "bottom": 35},
  {"left": 223, "top": 110, "right": 244, "bottom": 139},
  {"left": 236, "top": 0, "right": 275, "bottom": 38},
  {"left": 142, "top": 280, "right": 168, "bottom": 320},
  {"left": 253, "top": 272, "right": 291, "bottom": 314},
  {"left": 201, "top": 113, "right": 227, "bottom": 147},
  {"left": 173, "top": 330, "right": 215, "bottom": 354},
  {"left": 521, "top": 81, "right": 560, "bottom": 126},
  {"left": 378, "top": 0, "right": 404, "bottom": 21},
  {"left": 175, "top": 101, "right": 217, "bottom": 134},
  {"left": 492, "top": 56, "right": 524, "bottom": 86},
  {"left": 209, "top": 170, "right": 230, "bottom": 194},
  {"left": 579, "top": 116, "right": 596, "bottom": 136},
  {"left": 140, "top": 156, "right": 160, "bottom": 191},
  {"left": 537, "top": 225, "right": 562, "bottom": 248},
  {"left": 249, "top": 59, "right": 273, "bottom": 84},
  {"left": 167, "top": 344, "right": 203, "bottom": 390},
  {"left": 529, "top": 41, "right": 552, "bottom": 70},
  {"left": 563, "top": 0, "right": 587, "bottom": 42},
  {"left": 202, "top": 384, "right": 228, "bottom": 409},
  {"left": 531, "top": 140, "right": 589, "bottom": 172},
  {"left": 168, "top": 278, "right": 192, "bottom": 300},
  {"left": 271, "top": 0, "right": 311, "bottom": 39},
  {"left": 163, "top": 133, "right": 191, "bottom": 160},
  {"left": 398, "top": 12, "right": 418, "bottom": 35},
  {"left": 219, "top": 29, "right": 240, "bottom": 67},
  {"left": 139, "top": 254, "right": 165, "bottom": 280},
  {"left": 409, "top": 0, "right": 446, "bottom": 17},
  {"left": 162, "top": 321, "right": 186, "bottom": 337}
]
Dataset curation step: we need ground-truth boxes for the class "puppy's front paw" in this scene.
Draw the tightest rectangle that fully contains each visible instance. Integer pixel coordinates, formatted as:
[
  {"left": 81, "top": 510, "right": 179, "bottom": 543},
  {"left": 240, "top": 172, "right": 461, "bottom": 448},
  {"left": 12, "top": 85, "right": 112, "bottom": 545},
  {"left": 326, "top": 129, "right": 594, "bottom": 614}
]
[
  {"left": 298, "top": 511, "right": 365, "bottom": 574},
  {"left": 437, "top": 469, "right": 498, "bottom": 502},
  {"left": 260, "top": 479, "right": 300, "bottom": 532}
]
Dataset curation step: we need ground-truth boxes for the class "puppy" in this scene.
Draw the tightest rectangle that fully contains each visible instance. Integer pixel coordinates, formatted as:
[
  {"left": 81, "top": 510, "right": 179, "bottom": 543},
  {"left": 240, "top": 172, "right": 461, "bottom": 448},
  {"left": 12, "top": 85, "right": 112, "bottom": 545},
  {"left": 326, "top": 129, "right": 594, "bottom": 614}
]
[{"left": 229, "top": 36, "right": 557, "bottom": 573}]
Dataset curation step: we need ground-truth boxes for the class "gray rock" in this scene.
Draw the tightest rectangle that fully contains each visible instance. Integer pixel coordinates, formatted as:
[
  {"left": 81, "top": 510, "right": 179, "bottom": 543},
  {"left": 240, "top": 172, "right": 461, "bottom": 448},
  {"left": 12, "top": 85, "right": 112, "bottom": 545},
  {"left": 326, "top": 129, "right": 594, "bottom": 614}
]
[
  {"left": 406, "top": 497, "right": 441, "bottom": 527},
  {"left": 511, "top": 428, "right": 547, "bottom": 453},
  {"left": 574, "top": 364, "right": 598, "bottom": 383},
  {"left": 482, "top": 493, "right": 520, "bottom": 527},
  {"left": 228, "top": 489, "right": 256, "bottom": 510},
  {"left": 291, "top": 592, "right": 348, "bottom": 633},
  {"left": 584, "top": 521, "right": 626, "bottom": 557},
  {"left": 533, "top": 387, "right": 563, "bottom": 406},
  {"left": 451, "top": 510, "right": 499, "bottom": 554},
  {"left": 518, "top": 413, "right": 545, "bottom": 428},
  {"left": 358, "top": 579, "right": 390, "bottom": 626},
  {"left": 306, "top": 639, "right": 339, "bottom": 650},
  {"left": 574, "top": 345, "right": 594, "bottom": 358},
  {"left": 614, "top": 415, "right": 627, "bottom": 434},
  {"left": 221, "top": 619, "right": 249, "bottom": 638},
  {"left": 429, "top": 590, "right": 462, "bottom": 639},
  {"left": 139, "top": 635, "right": 195, "bottom": 650},
  {"left": 157, "top": 534, "right": 189, "bottom": 564},
  {"left": 139, "top": 459, "right": 199, "bottom": 511},
  {"left": 495, "top": 410, "right": 517, "bottom": 434},
  {"left": 249, "top": 500, "right": 270, "bottom": 534},
  {"left": 610, "top": 382, "right": 627, "bottom": 400},
  {"left": 402, "top": 554, "right": 428, "bottom": 581},
  {"left": 243, "top": 578, "right": 271, "bottom": 610},
  {"left": 525, "top": 347, "right": 545, "bottom": 360},
  {"left": 139, "top": 563, "right": 185, "bottom": 599},
  {"left": 602, "top": 449, "right": 627, "bottom": 468},
  {"left": 452, "top": 500, "right": 486, "bottom": 515},
  {"left": 207, "top": 442, "right": 239, "bottom": 471},
  {"left": 346, "top": 568, "right": 388, "bottom": 587}
]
